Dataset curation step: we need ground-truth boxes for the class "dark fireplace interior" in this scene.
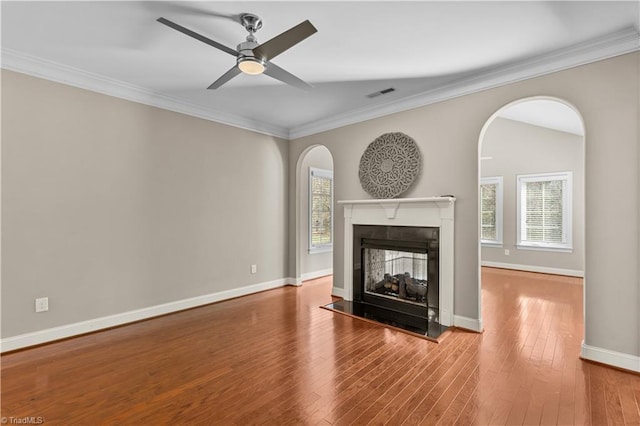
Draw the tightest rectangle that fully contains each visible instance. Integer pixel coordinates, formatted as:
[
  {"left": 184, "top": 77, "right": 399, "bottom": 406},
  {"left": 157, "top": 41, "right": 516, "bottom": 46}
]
[{"left": 326, "top": 224, "right": 447, "bottom": 339}]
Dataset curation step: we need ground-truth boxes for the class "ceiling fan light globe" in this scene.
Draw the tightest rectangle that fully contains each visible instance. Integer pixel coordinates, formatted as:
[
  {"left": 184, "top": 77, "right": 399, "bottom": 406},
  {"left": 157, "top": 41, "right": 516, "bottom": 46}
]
[{"left": 238, "top": 58, "right": 266, "bottom": 75}]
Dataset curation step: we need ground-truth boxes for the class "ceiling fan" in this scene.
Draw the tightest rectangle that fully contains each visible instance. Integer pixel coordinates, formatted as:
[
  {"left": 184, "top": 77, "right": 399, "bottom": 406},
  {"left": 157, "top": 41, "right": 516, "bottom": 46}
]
[{"left": 157, "top": 14, "right": 317, "bottom": 90}]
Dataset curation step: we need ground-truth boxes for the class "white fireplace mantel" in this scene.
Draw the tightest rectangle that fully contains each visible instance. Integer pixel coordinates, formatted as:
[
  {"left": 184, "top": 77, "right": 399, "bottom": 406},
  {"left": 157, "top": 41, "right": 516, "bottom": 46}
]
[{"left": 337, "top": 197, "right": 455, "bottom": 326}]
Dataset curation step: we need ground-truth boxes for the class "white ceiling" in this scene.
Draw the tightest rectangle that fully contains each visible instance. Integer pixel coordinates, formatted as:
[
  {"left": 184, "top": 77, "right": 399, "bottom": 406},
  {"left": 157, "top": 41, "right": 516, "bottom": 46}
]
[{"left": 2, "top": 1, "right": 639, "bottom": 138}]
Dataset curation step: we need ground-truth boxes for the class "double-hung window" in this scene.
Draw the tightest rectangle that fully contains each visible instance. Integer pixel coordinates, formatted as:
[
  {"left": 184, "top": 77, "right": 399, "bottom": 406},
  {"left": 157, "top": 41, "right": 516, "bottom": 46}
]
[
  {"left": 517, "top": 172, "right": 572, "bottom": 251},
  {"left": 480, "top": 177, "right": 503, "bottom": 246},
  {"left": 309, "top": 167, "right": 333, "bottom": 253}
]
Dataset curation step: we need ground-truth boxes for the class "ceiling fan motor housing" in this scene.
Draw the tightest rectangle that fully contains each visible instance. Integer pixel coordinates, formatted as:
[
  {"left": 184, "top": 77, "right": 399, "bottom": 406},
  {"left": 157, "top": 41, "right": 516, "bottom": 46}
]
[{"left": 236, "top": 39, "right": 266, "bottom": 74}]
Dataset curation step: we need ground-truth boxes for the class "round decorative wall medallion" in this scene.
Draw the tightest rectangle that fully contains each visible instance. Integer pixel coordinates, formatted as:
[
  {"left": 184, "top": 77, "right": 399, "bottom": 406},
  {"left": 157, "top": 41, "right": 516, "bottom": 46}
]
[{"left": 359, "top": 132, "right": 421, "bottom": 199}]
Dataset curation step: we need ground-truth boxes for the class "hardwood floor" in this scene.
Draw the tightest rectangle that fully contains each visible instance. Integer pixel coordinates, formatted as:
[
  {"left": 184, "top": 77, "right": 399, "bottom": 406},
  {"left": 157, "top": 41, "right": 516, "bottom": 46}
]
[{"left": 2, "top": 268, "right": 639, "bottom": 424}]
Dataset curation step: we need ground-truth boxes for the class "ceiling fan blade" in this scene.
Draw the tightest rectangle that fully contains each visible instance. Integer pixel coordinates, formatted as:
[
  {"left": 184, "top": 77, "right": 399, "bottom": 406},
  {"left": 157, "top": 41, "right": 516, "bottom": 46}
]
[
  {"left": 208, "top": 66, "right": 242, "bottom": 89},
  {"left": 157, "top": 17, "right": 239, "bottom": 57},
  {"left": 264, "top": 62, "right": 312, "bottom": 91},
  {"left": 252, "top": 20, "right": 317, "bottom": 62}
]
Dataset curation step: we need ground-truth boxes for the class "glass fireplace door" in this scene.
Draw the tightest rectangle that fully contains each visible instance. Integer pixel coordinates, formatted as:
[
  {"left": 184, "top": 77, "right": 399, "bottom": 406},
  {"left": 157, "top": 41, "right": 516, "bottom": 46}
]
[
  {"left": 364, "top": 248, "right": 428, "bottom": 305},
  {"left": 359, "top": 237, "right": 438, "bottom": 321}
]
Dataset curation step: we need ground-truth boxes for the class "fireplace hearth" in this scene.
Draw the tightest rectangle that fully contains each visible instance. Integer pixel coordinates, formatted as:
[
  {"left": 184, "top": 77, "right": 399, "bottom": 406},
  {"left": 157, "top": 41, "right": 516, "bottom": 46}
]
[{"left": 322, "top": 299, "right": 447, "bottom": 340}]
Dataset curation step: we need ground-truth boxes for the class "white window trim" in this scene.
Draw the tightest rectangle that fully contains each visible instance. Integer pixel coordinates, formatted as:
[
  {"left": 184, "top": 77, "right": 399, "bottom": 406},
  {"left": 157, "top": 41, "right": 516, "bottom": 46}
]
[
  {"left": 308, "top": 167, "right": 333, "bottom": 254},
  {"left": 516, "top": 171, "right": 573, "bottom": 252},
  {"left": 480, "top": 176, "right": 503, "bottom": 247}
]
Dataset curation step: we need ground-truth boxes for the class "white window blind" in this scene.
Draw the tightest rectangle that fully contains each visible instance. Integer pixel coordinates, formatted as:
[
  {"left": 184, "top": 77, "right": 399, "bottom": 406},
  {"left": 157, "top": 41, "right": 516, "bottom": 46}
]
[
  {"left": 309, "top": 168, "right": 333, "bottom": 252},
  {"left": 517, "top": 172, "right": 572, "bottom": 251},
  {"left": 480, "top": 176, "right": 503, "bottom": 246}
]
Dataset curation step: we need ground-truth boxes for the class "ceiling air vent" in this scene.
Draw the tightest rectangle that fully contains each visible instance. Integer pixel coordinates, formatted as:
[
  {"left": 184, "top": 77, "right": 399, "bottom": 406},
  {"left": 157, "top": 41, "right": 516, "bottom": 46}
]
[{"left": 367, "top": 87, "right": 396, "bottom": 98}]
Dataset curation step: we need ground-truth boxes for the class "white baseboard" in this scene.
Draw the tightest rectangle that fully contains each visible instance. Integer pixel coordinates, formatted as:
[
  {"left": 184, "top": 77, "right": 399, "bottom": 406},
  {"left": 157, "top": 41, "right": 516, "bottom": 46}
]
[
  {"left": 301, "top": 268, "right": 333, "bottom": 282},
  {"left": 1, "top": 278, "right": 292, "bottom": 353},
  {"left": 331, "top": 287, "right": 345, "bottom": 299},
  {"left": 453, "top": 315, "right": 483, "bottom": 332},
  {"left": 288, "top": 277, "right": 303, "bottom": 286},
  {"left": 581, "top": 341, "right": 640, "bottom": 373},
  {"left": 481, "top": 261, "right": 584, "bottom": 278}
]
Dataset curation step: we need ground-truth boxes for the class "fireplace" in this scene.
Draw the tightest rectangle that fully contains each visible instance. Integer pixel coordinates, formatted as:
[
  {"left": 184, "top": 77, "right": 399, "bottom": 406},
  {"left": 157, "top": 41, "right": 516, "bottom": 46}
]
[
  {"left": 338, "top": 197, "right": 455, "bottom": 330},
  {"left": 354, "top": 225, "right": 439, "bottom": 323}
]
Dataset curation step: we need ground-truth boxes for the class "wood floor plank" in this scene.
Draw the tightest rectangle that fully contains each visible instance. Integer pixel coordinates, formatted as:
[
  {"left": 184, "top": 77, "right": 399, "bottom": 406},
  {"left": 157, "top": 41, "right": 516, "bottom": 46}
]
[
  {"left": 601, "top": 364, "right": 628, "bottom": 425},
  {"left": 557, "top": 338, "right": 579, "bottom": 425},
  {"left": 423, "top": 363, "right": 480, "bottom": 425},
  {"left": 619, "top": 371, "right": 640, "bottom": 424},
  {"left": 538, "top": 365, "right": 562, "bottom": 425},
  {"left": 304, "top": 332, "right": 419, "bottom": 422},
  {"left": 398, "top": 343, "right": 481, "bottom": 425},
  {"left": 349, "top": 334, "right": 473, "bottom": 424},
  {"left": 2, "top": 270, "right": 640, "bottom": 425},
  {"left": 328, "top": 335, "right": 462, "bottom": 425},
  {"left": 588, "top": 362, "right": 609, "bottom": 425}
]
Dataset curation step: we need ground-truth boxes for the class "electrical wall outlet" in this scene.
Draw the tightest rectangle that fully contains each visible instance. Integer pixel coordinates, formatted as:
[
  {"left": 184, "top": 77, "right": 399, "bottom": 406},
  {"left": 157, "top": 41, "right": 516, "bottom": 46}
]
[
  {"left": 504, "top": 249, "right": 510, "bottom": 256},
  {"left": 251, "top": 264, "right": 257, "bottom": 274},
  {"left": 35, "top": 297, "right": 49, "bottom": 313}
]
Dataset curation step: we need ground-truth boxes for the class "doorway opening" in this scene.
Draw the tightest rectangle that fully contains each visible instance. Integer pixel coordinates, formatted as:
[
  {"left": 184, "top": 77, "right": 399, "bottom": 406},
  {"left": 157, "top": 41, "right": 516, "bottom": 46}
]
[
  {"left": 478, "top": 97, "right": 586, "bottom": 333},
  {"left": 295, "top": 145, "right": 334, "bottom": 285}
]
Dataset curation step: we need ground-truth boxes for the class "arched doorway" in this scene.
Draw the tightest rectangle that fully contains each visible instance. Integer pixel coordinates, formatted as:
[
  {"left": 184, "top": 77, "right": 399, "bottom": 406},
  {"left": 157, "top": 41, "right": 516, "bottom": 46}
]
[
  {"left": 294, "top": 145, "right": 334, "bottom": 285},
  {"left": 477, "top": 96, "right": 586, "bottom": 332}
]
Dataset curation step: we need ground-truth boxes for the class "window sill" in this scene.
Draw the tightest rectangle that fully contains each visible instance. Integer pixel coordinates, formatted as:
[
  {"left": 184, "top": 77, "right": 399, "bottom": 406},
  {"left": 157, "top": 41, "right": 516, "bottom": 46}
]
[
  {"left": 309, "top": 246, "right": 333, "bottom": 255},
  {"left": 481, "top": 241, "right": 503, "bottom": 248},
  {"left": 517, "top": 244, "right": 573, "bottom": 253}
]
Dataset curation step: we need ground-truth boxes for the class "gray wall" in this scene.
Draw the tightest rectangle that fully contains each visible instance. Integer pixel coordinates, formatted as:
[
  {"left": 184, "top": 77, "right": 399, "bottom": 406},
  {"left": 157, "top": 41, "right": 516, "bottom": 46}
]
[
  {"left": 481, "top": 117, "right": 584, "bottom": 273},
  {"left": 2, "top": 52, "right": 639, "bottom": 362},
  {"left": 299, "top": 146, "right": 333, "bottom": 278},
  {"left": 1, "top": 70, "right": 289, "bottom": 338},
  {"left": 289, "top": 52, "right": 639, "bottom": 358}
]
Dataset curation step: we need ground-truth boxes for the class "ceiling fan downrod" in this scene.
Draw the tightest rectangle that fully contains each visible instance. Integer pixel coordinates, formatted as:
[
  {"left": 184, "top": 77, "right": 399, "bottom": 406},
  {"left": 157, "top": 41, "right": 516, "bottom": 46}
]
[{"left": 240, "top": 13, "right": 262, "bottom": 36}]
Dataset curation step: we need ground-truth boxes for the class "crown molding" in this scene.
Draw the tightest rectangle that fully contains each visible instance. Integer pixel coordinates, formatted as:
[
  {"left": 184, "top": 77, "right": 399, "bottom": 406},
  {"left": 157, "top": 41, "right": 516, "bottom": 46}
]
[
  {"left": 2, "top": 26, "right": 639, "bottom": 141},
  {"left": 288, "top": 26, "right": 640, "bottom": 140},
  {"left": 0, "top": 48, "right": 290, "bottom": 139}
]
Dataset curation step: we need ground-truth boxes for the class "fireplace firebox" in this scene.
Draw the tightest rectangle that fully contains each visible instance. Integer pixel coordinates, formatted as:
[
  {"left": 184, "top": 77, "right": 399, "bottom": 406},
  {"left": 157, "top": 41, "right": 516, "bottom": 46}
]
[{"left": 354, "top": 225, "right": 440, "bottom": 325}]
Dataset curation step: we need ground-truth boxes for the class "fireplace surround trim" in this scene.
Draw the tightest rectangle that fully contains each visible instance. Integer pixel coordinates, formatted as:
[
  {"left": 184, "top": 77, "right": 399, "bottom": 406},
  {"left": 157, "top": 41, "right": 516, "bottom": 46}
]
[{"left": 338, "top": 196, "right": 455, "bottom": 326}]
